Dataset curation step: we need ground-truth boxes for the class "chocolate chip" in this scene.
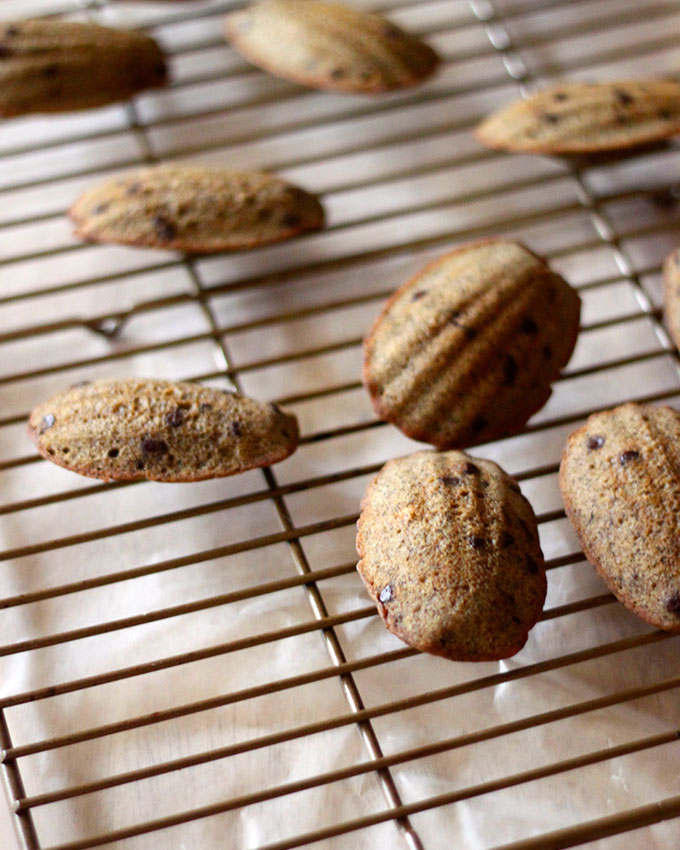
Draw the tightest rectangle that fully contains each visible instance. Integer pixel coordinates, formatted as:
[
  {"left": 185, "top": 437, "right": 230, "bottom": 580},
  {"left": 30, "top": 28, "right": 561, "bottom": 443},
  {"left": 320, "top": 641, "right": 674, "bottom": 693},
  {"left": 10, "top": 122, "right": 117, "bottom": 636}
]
[
  {"left": 500, "top": 531, "right": 515, "bottom": 549},
  {"left": 141, "top": 437, "right": 169, "bottom": 454},
  {"left": 230, "top": 420, "right": 242, "bottom": 437},
  {"left": 526, "top": 556, "right": 539, "bottom": 574},
  {"left": 543, "top": 344, "right": 552, "bottom": 360},
  {"left": 615, "top": 88, "right": 634, "bottom": 106},
  {"left": 0, "top": 45, "right": 14, "bottom": 58},
  {"left": 153, "top": 215, "right": 176, "bottom": 242},
  {"left": 619, "top": 450, "right": 640, "bottom": 466},
  {"left": 108, "top": 448, "right": 119, "bottom": 458},
  {"left": 39, "top": 414, "right": 55, "bottom": 434},
  {"left": 166, "top": 408, "right": 185, "bottom": 428},
  {"left": 282, "top": 213, "right": 301, "bottom": 228},
  {"left": 464, "top": 326, "right": 477, "bottom": 339},
  {"left": 659, "top": 108, "right": 673, "bottom": 121},
  {"left": 542, "top": 112, "right": 560, "bottom": 124},
  {"left": 467, "top": 535, "right": 485, "bottom": 549},
  {"left": 136, "top": 460, "right": 145, "bottom": 470},
  {"left": 520, "top": 317, "right": 538, "bottom": 334},
  {"left": 665, "top": 593, "right": 680, "bottom": 615},
  {"left": 42, "top": 63, "right": 59, "bottom": 78},
  {"left": 502, "top": 354, "right": 518, "bottom": 386},
  {"left": 463, "top": 462, "right": 479, "bottom": 475},
  {"left": 440, "top": 475, "right": 461, "bottom": 486},
  {"left": 5, "top": 26, "right": 19, "bottom": 37},
  {"left": 587, "top": 435, "right": 605, "bottom": 450},
  {"left": 471, "top": 416, "right": 487, "bottom": 434},
  {"left": 330, "top": 67, "right": 346, "bottom": 79},
  {"left": 553, "top": 91, "right": 568, "bottom": 102},
  {"left": 411, "top": 290, "right": 427, "bottom": 301}
]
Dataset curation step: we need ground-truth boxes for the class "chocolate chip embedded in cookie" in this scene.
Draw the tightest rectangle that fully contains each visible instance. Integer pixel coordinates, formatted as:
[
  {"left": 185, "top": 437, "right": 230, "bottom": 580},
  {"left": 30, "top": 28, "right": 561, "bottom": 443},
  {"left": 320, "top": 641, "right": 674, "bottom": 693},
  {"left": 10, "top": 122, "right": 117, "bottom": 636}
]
[
  {"left": 362, "top": 239, "right": 580, "bottom": 449},
  {"left": 559, "top": 403, "right": 680, "bottom": 632},
  {"left": 224, "top": 0, "right": 440, "bottom": 94},
  {"left": 0, "top": 19, "right": 166, "bottom": 118},
  {"left": 476, "top": 80, "right": 680, "bottom": 155},
  {"left": 28, "top": 379, "right": 299, "bottom": 482},
  {"left": 356, "top": 450, "right": 547, "bottom": 661},
  {"left": 69, "top": 165, "right": 325, "bottom": 253},
  {"left": 663, "top": 246, "right": 680, "bottom": 351}
]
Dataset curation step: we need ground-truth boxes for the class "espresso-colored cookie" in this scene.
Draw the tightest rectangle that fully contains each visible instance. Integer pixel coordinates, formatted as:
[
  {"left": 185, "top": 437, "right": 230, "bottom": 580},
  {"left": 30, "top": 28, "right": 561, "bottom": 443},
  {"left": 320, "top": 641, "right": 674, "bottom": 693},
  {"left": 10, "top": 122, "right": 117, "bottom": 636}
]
[
  {"left": 363, "top": 239, "right": 581, "bottom": 449},
  {"left": 476, "top": 80, "right": 680, "bottom": 155},
  {"left": 224, "top": 0, "right": 439, "bottom": 94},
  {"left": 356, "top": 450, "right": 547, "bottom": 661},
  {"left": 28, "top": 379, "right": 299, "bottom": 483},
  {"left": 0, "top": 19, "right": 167, "bottom": 118},
  {"left": 663, "top": 246, "right": 680, "bottom": 350},
  {"left": 69, "top": 165, "right": 325, "bottom": 253},
  {"left": 559, "top": 403, "right": 680, "bottom": 632}
]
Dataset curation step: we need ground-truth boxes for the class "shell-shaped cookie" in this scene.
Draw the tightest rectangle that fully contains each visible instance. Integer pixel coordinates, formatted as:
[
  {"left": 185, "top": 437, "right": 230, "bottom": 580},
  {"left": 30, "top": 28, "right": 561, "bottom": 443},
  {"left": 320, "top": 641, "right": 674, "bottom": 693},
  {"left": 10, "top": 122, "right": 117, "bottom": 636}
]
[
  {"left": 28, "top": 379, "right": 299, "bottom": 483},
  {"left": 476, "top": 80, "right": 680, "bottom": 154},
  {"left": 663, "top": 246, "right": 680, "bottom": 350},
  {"left": 0, "top": 19, "right": 167, "bottom": 118},
  {"left": 559, "top": 403, "right": 680, "bottom": 632},
  {"left": 356, "top": 450, "right": 547, "bottom": 661},
  {"left": 363, "top": 239, "right": 581, "bottom": 449},
  {"left": 69, "top": 165, "right": 324, "bottom": 253},
  {"left": 224, "top": 0, "right": 440, "bottom": 94}
]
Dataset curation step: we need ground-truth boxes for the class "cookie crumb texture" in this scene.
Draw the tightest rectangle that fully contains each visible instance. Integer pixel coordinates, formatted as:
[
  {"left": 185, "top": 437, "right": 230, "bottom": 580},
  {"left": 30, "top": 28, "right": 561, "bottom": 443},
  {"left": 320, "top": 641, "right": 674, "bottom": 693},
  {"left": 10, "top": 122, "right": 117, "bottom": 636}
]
[
  {"left": 224, "top": 0, "right": 439, "bottom": 94},
  {"left": 69, "top": 165, "right": 325, "bottom": 253},
  {"left": 476, "top": 80, "right": 680, "bottom": 154},
  {"left": 356, "top": 450, "right": 547, "bottom": 661},
  {"left": 363, "top": 239, "right": 580, "bottom": 449},
  {"left": 0, "top": 19, "right": 167, "bottom": 118},
  {"left": 559, "top": 403, "right": 680, "bottom": 632},
  {"left": 663, "top": 246, "right": 680, "bottom": 351},
  {"left": 28, "top": 379, "right": 299, "bottom": 483}
]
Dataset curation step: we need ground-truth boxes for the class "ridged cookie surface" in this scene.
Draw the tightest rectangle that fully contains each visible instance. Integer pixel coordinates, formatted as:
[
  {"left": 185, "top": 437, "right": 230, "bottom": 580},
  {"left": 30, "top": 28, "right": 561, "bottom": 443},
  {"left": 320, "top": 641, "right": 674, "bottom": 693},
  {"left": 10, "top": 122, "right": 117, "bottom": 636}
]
[
  {"left": 69, "top": 165, "right": 324, "bottom": 253},
  {"left": 0, "top": 19, "right": 166, "bottom": 118},
  {"left": 559, "top": 403, "right": 680, "bottom": 632},
  {"left": 663, "top": 246, "right": 680, "bottom": 351},
  {"left": 28, "top": 379, "right": 299, "bottom": 482},
  {"left": 224, "top": 0, "right": 439, "bottom": 94},
  {"left": 363, "top": 239, "right": 581, "bottom": 449},
  {"left": 356, "top": 450, "right": 547, "bottom": 661},
  {"left": 476, "top": 80, "right": 680, "bottom": 154}
]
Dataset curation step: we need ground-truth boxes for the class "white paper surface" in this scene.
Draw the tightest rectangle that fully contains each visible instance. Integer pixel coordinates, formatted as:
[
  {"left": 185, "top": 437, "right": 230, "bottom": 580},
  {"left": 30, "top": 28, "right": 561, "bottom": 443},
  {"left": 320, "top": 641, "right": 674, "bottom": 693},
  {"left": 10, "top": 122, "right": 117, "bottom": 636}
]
[{"left": 1, "top": 1, "right": 680, "bottom": 848}]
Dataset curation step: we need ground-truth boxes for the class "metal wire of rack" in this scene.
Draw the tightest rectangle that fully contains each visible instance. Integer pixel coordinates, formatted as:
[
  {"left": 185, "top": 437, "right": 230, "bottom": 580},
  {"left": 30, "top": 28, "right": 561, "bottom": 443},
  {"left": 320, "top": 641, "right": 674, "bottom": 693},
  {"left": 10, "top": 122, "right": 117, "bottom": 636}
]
[{"left": 1, "top": 0, "right": 680, "bottom": 848}]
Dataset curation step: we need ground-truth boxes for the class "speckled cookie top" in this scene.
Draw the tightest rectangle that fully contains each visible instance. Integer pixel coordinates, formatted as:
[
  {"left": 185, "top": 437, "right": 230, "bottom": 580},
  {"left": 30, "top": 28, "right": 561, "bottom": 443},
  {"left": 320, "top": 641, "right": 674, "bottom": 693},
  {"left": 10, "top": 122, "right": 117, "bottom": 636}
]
[
  {"left": 0, "top": 19, "right": 167, "bottom": 118},
  {"left": 363, "top": 239, "right": 581, "bottom": 449},
  {"left": 663, "top": 246, "right": 680, "bottom": 352},
  {"left": 69, "top": 165, "right": 325, "bottom": 253},
  {"left": 476, "top": 80, "right": 680, "bottom": 154},
  {"left": 224, "top": 0, "right": 440, "bottom": 94},
  {"left": 559, "top": 403, "right": 680, "bottom": 632},
  {"left": 356, "top": 450, "right": 547, "bottom": 661},
  {"left": 28, "top": 379, "right": 299, "bottom": 483}
]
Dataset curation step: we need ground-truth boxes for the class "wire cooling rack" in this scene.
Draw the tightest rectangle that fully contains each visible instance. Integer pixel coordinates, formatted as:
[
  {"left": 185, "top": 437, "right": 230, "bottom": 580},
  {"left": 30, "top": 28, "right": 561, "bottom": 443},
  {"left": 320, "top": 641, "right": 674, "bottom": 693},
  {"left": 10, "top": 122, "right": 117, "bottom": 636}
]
[{"left": 1, "top": 0, "right": 680, "bottom": 848}]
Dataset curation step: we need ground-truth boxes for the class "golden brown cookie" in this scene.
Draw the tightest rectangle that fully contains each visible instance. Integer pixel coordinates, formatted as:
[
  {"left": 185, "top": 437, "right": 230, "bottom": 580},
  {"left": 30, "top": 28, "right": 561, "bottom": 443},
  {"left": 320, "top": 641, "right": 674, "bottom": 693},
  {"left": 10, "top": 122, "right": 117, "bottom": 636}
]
[
  {"left": 0, "top": 19, "right": 167, "bottom": 118},
  {"left": 559, "top": 403, "right": 680, "bottom": 632},
  {"left": 362, "top": 239, "right": 581, "bottom": 449},
  {"left": 224, "top": 0, "right": 439, "bottom": 94},
  {"left": 69, "top": 165, "right": 325, "bottom": 253},
  {"left": 663, "top": 246, "right": 680, "bottom": 350},
  {"left": 475, "top": 80, "right": 680, "bottom": 155},
  {"left": 28, "top": 379, "right": 299, "bottom": 483},
  {"left": 356, "top": 450, "right": 547, "bottom": 661}
]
